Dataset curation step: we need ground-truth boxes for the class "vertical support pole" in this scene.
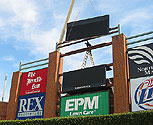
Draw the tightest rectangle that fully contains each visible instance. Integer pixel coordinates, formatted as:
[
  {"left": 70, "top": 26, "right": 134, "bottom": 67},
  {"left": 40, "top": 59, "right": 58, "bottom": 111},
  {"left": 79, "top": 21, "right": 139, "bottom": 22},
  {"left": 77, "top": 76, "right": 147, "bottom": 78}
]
[
  {"left": 112, "top": 34, "right": 130, "bottom": 113},
  {"left": 19, "top": 61, "right": 22, "bottom": 71},
  {"left": 118, "top": 24, "right": 121, "bottom": 34},
  {"left": 55, "top": 42, "right": 58, "bottom": 51},
  {"left": 6, "top": 71, "right": 22, "bottom": 120},
  {"left": 2, "top": 74, "right": 8, "bottom": 102},
  {"left": 44, "top": 51, "right": 63, "bottom": 118}
]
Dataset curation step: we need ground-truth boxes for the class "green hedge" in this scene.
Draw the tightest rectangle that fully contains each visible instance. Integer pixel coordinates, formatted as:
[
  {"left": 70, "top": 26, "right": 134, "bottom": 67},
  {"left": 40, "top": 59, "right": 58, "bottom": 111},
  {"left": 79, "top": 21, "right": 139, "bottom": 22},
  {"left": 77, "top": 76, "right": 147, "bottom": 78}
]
[{"left": 1, "top": 110, "right": 153, "bottom": 125}]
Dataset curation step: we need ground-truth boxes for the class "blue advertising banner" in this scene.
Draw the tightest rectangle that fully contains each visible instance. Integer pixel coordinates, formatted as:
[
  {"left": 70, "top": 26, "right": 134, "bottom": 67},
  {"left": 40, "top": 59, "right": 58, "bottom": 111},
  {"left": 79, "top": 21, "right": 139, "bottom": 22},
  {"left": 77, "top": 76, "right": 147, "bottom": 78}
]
[{"left": 16, "top": 93, "right": 45, "bottom": 120}]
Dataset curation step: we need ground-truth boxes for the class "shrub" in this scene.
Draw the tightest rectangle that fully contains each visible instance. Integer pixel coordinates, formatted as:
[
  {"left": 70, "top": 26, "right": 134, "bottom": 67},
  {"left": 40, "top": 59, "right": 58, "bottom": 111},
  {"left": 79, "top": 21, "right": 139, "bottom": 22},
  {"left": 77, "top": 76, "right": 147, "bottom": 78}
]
[{"left": 1, "top": 110, "right": 153, "bottom": 125}]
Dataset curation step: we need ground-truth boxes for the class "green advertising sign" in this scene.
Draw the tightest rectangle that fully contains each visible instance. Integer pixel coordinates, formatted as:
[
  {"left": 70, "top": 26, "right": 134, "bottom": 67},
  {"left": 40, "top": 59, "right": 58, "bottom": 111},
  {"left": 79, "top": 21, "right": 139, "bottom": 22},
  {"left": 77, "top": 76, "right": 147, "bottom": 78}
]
[{"left": 60, "top": 91, "right": 109, "bottom": 117}]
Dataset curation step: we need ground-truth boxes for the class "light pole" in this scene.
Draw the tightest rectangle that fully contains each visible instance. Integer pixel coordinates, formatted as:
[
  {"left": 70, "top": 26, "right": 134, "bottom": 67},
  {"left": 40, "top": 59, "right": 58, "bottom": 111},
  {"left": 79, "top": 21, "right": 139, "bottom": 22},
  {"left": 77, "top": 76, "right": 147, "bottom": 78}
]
[{"left": 2, "top": 74, "right": 7, "bottom": 102}]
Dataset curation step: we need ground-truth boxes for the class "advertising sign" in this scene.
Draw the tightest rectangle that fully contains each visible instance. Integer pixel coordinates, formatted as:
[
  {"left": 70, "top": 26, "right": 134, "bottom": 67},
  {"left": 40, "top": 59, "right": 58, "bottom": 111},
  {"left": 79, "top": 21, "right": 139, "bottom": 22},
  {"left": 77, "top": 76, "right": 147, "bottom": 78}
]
[
  {"left": 131, "top": 76, "right": 153, "bottom": 112},
  {"left": 128, "top": 43, "right": 153, "bottom": 111},
  {"left": 16, "top": 93, "right": 46, "bottom": 120},
  {"left": 20, "top": 68, "right": 48, "bottom": 96},
  {"left": 62, "top": 65, "right": 106, "bottom": 93},
  {"left": 66, "top": 15, "right": 109, "bottom": 41},
  {"left": 60, "top": 91, "right": 109, "bottom": 117},
  {"left": 128, "top": 43, "right": 153, "bottom": 79}
]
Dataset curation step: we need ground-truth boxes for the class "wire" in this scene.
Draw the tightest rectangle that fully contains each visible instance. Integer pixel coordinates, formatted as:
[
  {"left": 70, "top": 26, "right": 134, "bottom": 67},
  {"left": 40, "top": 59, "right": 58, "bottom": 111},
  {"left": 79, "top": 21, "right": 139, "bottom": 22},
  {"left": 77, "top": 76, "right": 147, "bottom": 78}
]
[
  {"left": 81, "top": 50, "right": 95, "bottom": 69},
  {"left": 81, "top": 41, "right": 95, "bottom": 69},
  {"left": 66, "top": 0, "right": 88, "bottom": 41},
  {"left": 89, "top": 0, "right": 97, "bottom": 13},
  {"left": 65, "top": 0, "right": 99, "bottom": 41}
]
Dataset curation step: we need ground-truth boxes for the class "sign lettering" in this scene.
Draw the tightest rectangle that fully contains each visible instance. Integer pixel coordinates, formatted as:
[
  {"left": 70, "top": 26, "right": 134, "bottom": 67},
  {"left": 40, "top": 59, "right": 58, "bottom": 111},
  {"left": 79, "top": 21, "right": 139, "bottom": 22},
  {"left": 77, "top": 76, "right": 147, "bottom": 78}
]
[
  {"left": 16, "top": 93, "right": 45, "bottom": 120},
  {"left": 60, "top": 91, "right": 109, "bottom": 117},
  {"left": 128, "top": 43, "right": 153, "bottom": 79},
  {"left": 20, "top": 68, "right": 48, "bottom": 96},
  {"left": 131, "top": 76, "right": 153, "bottom": 111},
  {"left": 65, "top": 96, "right": 98, "bottom": 112}
]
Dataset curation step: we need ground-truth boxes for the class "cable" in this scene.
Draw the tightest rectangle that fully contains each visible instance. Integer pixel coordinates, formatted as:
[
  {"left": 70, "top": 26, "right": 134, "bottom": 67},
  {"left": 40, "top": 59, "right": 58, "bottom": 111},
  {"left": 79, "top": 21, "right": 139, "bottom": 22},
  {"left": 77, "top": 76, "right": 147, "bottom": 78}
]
[
  {"left": 81, "top": 50, "right": 95, "bottom": 69},
  {"left": 89, "top": 0, "right": 97, "bottom": 13},
  {"left": 81, "top": 51, "right": 89, "bottom": 68},
  {"left": 66, "top": 0, "right": 88, "bottom": 41},
  {"left": 81, "top": 41, "right": 95, "bottom": 69}
]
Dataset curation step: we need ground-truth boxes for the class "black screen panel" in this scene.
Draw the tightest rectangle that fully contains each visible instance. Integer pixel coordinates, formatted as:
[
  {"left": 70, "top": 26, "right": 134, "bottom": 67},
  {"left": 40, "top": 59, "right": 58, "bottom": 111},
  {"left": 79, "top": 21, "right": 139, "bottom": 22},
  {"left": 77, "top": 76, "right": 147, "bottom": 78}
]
[
  {"left": 62, "top": 65, "right": 106, "bottom": 93},
  {"left": 66, "top": 15, "right": 109, "bottom": 41}
]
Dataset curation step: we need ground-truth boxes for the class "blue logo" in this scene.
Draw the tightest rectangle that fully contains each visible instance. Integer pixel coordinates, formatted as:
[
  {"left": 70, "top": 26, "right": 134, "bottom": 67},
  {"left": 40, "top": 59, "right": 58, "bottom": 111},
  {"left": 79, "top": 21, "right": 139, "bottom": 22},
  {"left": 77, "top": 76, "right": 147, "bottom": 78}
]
[
  {"left": 16, "top": 93, "right": 45, "bottom": 120},
  {"left": 134, "top": 77, "right": 153, "bottom": 110}
]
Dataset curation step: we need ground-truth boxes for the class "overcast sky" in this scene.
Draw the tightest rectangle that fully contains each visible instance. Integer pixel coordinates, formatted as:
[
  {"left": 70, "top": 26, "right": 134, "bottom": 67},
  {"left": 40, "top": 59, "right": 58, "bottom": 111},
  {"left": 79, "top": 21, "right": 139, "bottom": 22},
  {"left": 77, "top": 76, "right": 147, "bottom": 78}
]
[{"left": 0, "top": 0, "right": 153, "bottom": 102}]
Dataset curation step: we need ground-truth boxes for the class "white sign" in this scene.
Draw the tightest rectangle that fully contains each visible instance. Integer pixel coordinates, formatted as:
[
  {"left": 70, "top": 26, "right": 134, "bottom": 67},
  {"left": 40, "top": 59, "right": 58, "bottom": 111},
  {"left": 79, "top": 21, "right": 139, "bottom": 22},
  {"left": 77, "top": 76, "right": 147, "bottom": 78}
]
[{"left": 130, "top": 76, "right": 153, "bottom": 112}]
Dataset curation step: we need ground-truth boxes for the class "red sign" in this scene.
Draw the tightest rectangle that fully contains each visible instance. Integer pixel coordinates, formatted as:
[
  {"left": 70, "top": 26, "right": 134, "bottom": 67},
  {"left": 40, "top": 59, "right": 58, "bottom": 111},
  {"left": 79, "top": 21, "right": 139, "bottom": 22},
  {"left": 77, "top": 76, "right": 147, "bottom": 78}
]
[{"left": 20, "top": 68, "right": 48, "bottom": 96}]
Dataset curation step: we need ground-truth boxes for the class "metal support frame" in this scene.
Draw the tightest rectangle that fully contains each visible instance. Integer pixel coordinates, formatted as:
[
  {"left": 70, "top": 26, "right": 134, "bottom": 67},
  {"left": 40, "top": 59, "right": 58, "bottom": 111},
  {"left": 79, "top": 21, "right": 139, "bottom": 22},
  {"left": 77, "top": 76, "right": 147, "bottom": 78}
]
[
  {"left": 61, "top": 42, "right": 112, "bottom": 57},
  {"left": 126, "top": 31, "right": 153, "bottom": 40},
  {"left": 57, "top": 25, "right": 120, "bottom": 50},
  {"left": 118, "top": 24, "right": 121, "bottom": 34},
  {"left": 127, "top": 36, "right": 153, "bottom": 46},
  {"left": 19, "top": 61, "right": 22, "bottom": 71},
  {"left": 19, "top": 58, "right": 49, "bottom": 71},
  {"left": 126, "top": 30, "right": 153, "bottom": 46},
  {"left": 58, "top": 36, "right": 102, "bottom": 49}
]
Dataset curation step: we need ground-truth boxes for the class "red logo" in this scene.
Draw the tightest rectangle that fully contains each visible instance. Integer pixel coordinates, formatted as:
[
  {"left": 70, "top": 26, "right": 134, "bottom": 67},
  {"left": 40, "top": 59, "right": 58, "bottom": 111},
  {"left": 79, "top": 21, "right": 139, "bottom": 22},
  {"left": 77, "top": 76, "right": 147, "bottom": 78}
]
[{"left": 20, "top": 68, "right": 48, "bottom": 96}]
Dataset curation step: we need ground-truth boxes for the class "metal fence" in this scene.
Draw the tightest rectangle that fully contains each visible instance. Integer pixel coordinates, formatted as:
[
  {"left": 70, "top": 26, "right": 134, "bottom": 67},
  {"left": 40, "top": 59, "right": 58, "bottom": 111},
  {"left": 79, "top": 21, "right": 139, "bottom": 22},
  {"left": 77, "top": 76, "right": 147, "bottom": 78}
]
[
  {"left": 126, "top": 31, "right": 153, "bottom": 46},
  {"left": 19, "top": 57, "right": 49, "bottom": 71}
]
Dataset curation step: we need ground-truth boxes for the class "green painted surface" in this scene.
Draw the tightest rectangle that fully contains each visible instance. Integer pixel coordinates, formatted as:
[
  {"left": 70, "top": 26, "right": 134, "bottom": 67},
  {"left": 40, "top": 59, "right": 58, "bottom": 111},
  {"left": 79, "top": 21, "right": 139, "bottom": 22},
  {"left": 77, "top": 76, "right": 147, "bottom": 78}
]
[{"left": 60, "top": 91, "right": 109, "bottom": 117}]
